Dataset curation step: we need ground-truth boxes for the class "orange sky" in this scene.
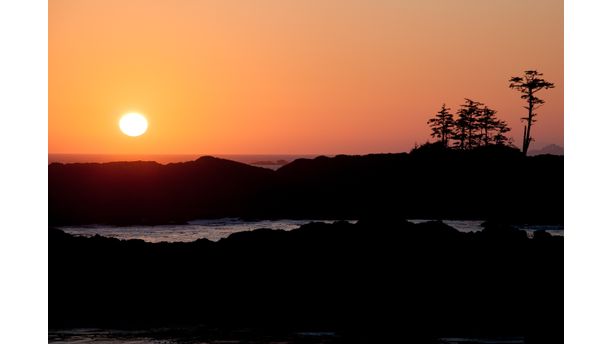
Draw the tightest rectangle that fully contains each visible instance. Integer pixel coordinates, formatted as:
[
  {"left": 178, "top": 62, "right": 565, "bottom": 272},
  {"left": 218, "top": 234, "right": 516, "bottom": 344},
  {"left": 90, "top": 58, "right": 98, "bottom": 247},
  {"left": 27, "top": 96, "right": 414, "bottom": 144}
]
[{"left": 49, "top": 0, "right": 563, "bottom": 155}]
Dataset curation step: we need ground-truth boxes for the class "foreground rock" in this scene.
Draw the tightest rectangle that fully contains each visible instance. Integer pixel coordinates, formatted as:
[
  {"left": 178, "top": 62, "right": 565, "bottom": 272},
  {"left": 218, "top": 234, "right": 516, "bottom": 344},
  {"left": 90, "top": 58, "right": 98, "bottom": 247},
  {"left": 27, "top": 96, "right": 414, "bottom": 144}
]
[{"left": 49, "top": 220, "right": 562, "bottom": 343}]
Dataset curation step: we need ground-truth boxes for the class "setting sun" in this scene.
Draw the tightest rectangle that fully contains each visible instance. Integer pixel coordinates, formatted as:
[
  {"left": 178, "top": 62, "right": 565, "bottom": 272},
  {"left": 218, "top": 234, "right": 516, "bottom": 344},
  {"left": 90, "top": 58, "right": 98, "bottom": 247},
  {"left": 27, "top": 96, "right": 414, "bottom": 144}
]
[{"left": 119, "top": 113, "right": 148, "bottom": 137}]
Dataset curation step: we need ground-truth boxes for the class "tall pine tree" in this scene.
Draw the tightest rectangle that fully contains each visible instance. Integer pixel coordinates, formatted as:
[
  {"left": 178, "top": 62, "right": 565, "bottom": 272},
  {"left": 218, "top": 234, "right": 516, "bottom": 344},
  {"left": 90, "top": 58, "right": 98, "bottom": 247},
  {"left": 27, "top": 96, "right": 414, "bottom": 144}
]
[
  {"left": 477, "top": 106, "right": 498, "bottom": 146},
  {"left": 509, "top": 70, "right": 555, "bottom": 156},
  {"left": 427, "top": 104, "right": 454, "bottom": 147},
  {"left": 454, "top": 99, "right": 482, "bottom": 150},
  {"left": 493, "top": 120, "right": 511, "bottom": 146}
]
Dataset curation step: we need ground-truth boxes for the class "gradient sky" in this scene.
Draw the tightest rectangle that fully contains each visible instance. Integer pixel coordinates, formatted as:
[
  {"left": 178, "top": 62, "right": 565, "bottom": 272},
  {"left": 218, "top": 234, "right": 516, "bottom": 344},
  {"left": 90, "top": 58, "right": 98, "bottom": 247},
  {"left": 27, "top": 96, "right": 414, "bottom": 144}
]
[{"left": 49, "top": 0, "right": 563, "bottom": 155}]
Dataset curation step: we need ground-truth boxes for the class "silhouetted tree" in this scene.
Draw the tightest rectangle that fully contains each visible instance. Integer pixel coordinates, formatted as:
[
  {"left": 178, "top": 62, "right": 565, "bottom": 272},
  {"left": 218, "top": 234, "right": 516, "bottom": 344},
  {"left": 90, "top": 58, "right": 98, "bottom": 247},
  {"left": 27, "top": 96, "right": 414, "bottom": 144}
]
[
  {"left": 453, "top": 113, "right": 468, "bottom": 150},
  {"left": 493, "top": 120, "right": 511, "bottom": 146},
  {"left": 454, "top": 99, "right": 482, "bottom": 150},
  {"left": 477, "top": 105, "right": 498, "bottom": 146},
  {"left": 424, "top": 99, "right": 513, "bottom": 149},
  {"left": 509, "top": 70, "right": 555, "bottom": 156},
  {"left": 427, "top": 104, "right": 454, "bottom": 147}
]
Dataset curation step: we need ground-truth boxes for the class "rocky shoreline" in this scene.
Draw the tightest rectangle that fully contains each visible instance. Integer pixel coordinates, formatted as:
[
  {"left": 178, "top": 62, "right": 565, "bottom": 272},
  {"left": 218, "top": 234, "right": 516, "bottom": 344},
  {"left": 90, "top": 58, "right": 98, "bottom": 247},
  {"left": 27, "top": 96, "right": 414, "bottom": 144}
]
[{"left": 49, "top": 219, "right": 562, "bottom": 343}]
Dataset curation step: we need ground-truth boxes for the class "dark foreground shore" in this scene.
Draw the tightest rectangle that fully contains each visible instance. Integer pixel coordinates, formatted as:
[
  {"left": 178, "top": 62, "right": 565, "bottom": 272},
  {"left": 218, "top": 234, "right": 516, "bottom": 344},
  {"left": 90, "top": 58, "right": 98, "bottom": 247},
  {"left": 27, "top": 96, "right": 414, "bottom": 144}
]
[{"left": 49, "top": 219, "right": 562, "bottom": 343}]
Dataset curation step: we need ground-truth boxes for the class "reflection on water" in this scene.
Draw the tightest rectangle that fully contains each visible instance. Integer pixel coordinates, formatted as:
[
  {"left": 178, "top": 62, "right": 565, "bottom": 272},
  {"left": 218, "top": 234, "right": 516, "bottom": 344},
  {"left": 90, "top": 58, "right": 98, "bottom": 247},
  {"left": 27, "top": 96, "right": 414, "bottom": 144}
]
[
  {"left": 49, "top": 329, "right": 169, "bottom": 344},
  {"left": 59, "top": 219, "right": 563, "bottom": 243},
  {"left": 48, "top": 328, "right": 341, "bottom": 344},
  {"left": 61, "top": 219, "right": 344, "bottom": 243},
  {"left": 438, "top": 338, "right": 525, "bottom": 344},
  {"left": 48, "top": 329, "right": 527, "bottom": 344}
]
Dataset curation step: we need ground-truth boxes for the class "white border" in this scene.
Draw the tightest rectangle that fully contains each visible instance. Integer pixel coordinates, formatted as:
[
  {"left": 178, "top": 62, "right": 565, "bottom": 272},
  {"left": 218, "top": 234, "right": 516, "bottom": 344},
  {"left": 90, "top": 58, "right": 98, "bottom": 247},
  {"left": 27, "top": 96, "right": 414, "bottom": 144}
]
[
  {"left": 565, "top": 0, "right": 612, "bottom": 343},
  {"left": 0, "top": 0, "right": 48, "bottom": 343}
]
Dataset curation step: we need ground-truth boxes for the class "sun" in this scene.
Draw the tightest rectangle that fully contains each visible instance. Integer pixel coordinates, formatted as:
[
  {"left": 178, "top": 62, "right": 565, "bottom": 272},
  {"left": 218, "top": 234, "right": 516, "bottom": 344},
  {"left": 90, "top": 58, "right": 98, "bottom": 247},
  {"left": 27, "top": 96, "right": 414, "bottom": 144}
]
[{"left": 119, "top": 113, "right": 148, "bottom": 137}]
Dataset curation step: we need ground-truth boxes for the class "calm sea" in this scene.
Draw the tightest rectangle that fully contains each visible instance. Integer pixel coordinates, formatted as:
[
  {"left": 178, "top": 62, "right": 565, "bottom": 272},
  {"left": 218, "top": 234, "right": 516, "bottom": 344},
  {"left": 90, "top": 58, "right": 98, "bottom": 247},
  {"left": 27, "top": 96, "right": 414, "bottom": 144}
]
[
  {"left": 48, "top": 154, "right": 321, "bottom": 170},
  {"left": 59, "top": 218, "right": 563, "bottom": 243},
  {"left": 48, "top": 328, "right": 527, "bottom": 344}
]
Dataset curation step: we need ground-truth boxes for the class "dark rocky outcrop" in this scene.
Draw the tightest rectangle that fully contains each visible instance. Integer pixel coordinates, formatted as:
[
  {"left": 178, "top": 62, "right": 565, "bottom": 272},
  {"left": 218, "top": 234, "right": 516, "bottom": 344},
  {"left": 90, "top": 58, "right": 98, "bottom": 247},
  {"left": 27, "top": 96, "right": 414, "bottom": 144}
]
[
  {"left": 49, "top": 156, "right": 276, "bottom": 225},
  {"left": 49, "top": 220, "right": 563, "bottom": 343},
  {"left": 49, "top": 146, "right": 563, "bottom": 226}
]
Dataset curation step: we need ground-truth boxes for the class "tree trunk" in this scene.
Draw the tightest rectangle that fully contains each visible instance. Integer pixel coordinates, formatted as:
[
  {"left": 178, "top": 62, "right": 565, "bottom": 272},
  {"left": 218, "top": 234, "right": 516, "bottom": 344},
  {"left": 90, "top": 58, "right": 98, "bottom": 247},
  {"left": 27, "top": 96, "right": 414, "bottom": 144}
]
[
  {"left": 522, "top": 126, "right": 528, "bottom": 155},
  {"left": 523, "top": 90, "right": 534, "bottom": 156}
]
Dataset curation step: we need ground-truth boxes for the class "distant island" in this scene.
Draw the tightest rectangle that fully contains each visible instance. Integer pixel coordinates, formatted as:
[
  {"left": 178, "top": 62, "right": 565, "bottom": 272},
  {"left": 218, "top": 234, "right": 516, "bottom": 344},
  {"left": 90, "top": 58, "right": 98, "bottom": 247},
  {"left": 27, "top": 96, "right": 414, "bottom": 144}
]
[
  {"left": 250, "top": 159, "right": 289, "bottom": 166},
  {"left": 528, "top": 144, "right": 564, "bottom": 156}
]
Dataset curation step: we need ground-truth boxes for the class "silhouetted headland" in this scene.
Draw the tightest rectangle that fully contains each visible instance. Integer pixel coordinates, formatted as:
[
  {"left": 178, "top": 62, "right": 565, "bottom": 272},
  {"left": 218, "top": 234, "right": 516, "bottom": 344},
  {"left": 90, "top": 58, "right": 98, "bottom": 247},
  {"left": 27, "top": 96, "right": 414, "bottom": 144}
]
[
  {"left": 49, "top": 219, "right": 562, "bottom": 343},
  {"left": 49, "top": 144, "right": 562, "bottom": 226}
]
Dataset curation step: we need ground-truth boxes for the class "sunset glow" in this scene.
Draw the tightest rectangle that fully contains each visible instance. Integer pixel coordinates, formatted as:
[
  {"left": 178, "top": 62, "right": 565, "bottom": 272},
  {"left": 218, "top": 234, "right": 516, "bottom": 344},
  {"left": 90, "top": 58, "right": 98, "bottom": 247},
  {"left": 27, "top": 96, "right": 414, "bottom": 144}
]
[
  {"left": 49, "top": 0, "right": 563, "bottom": 155},
  {"left": 119, "top": 113, "right": 148, "bottom": 137}
]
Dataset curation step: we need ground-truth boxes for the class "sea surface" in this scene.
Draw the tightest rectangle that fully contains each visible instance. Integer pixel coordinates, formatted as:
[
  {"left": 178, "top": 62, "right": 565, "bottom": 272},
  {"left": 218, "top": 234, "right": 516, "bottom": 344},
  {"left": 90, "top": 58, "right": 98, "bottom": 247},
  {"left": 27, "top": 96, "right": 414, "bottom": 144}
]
[
  {"left": 60, "top": 218, "right": 563, "bottom": 243},
  {"left": 48, "top": 154, "right": 320, "bottom": 170},
  {"left": 48, "top": 328, "right": 527, "bottom": 344}
]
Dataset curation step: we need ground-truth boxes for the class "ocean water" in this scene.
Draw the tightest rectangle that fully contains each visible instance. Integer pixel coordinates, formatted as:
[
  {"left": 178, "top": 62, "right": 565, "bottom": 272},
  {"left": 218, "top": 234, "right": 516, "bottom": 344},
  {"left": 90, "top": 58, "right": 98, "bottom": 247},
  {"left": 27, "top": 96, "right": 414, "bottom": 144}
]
[
  {"left": 48, "top": 154, "right": 320, "bottom": 170},
  {"left": 48, "top": 328, "right": 526, "bottom": 344},
  {"left": 59, "top": 218, "right": 563, "bottom": 243}
]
